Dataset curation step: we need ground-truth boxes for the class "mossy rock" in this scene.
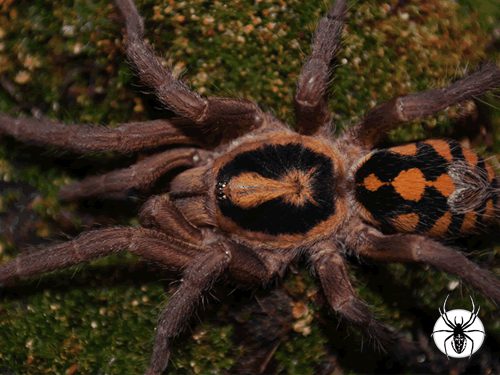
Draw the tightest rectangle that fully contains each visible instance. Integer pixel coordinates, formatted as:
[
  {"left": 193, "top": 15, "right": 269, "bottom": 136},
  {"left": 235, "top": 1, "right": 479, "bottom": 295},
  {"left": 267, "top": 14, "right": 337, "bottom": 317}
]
[{"left": 0, "top": 0, "right": 498, "bottom": 374}]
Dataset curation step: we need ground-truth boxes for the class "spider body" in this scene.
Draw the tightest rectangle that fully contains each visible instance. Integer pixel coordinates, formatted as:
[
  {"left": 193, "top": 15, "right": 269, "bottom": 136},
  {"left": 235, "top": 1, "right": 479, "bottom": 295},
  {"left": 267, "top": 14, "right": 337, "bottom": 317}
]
[
  {"left": 0, "top": 0, "right": 500, "bottom": 373},
  {"left": 452, "top": 328, "right": 466, "bottom": 354},
  {"left": 355, "top": 139, "right": 498, "bottom": 236}
]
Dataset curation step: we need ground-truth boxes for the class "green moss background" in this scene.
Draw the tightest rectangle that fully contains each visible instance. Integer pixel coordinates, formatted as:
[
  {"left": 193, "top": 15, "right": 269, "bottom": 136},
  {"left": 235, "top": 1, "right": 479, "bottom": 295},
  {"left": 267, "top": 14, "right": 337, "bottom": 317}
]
[{"left": 0, "top": 0, "right": 499, "bottom": 374}]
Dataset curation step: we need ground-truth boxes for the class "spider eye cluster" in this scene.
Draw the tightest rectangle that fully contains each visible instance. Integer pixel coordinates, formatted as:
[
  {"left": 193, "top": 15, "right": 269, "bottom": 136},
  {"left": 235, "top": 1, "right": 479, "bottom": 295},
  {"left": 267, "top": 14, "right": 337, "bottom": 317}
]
[
  {"left": 216, "top": 181, "right": 228, "bottom": 200},
  {"left": 355, "top": 139, "right": 497, "bottom": 237}
]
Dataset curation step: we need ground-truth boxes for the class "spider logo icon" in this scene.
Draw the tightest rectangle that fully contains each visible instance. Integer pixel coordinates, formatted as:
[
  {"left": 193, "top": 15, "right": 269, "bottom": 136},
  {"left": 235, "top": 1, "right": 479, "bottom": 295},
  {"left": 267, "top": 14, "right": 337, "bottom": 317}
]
[{"left": 432, "top": 295, "right": 486, "bottom": 358}]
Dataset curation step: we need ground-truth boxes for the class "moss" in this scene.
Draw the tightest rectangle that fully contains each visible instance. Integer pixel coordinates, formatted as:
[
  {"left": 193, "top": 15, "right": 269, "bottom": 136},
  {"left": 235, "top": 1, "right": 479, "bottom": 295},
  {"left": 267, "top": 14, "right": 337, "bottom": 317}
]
[
  {"left": 274, "top": 323, "right": 328, "bottom": 375},
  {"left": 0, "top": 0, "right": 498, "bottom": 373},
  {"left": 171, "top": 323, "right": 235, "bottom": 374}
]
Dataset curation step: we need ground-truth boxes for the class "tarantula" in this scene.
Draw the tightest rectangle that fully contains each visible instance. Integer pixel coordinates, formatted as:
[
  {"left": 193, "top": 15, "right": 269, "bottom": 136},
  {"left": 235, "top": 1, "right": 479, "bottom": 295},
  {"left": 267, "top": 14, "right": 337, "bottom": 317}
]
[{"left": 0, "top": 0, "right": 499, "bottom": 373}]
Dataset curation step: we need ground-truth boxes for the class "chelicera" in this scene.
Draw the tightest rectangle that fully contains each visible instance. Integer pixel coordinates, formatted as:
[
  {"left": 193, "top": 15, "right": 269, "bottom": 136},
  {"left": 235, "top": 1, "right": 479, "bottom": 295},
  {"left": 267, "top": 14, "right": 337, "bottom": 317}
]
[
  {"left": 0, "top": 0, "right": 499, "bottom": 373},
  {"left": 432, "top": 295, "right": 486, "bottom": 358}
]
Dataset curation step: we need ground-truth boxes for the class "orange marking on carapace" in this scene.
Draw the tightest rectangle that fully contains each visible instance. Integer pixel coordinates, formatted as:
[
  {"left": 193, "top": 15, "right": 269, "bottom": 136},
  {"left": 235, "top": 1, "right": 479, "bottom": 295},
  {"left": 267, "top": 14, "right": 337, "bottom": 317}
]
[
  {"left": 483, "top": 199, "right": 495, "bottom": 221},
  {"left": 225, "top": 168, "right": 318, "bottom": 209},
  {"left": 392, "top": 168, "right": 426, "bottom": 201},
  {"left": 390, "top": 143, "right": 418, "bottom": 156},
  {"left": 429, "top": 173, "right": 455, "bottom": 197},
  {"left": 428, "top": 211, "right": 452, "bottom": 237},
  {"left": 460, "top": 211, "right": 477, "bottom": 233},
  {"left": 462, "top": 147, "right": 478, "bottom": 167},
  {"left": 280, "top": 168, "right": 319, "bottom": 206},
  {"left": 425, "top": 139, "right": 453, "bottom": 162},
  {"left": 363, "top": 173, "right": 386, "bottom": 192},
  {"left": 392, "top": 213, "right": 420, "bottom": 232},
  {"left": 485, "top": 163, "right": 496, "bottom": 183}
]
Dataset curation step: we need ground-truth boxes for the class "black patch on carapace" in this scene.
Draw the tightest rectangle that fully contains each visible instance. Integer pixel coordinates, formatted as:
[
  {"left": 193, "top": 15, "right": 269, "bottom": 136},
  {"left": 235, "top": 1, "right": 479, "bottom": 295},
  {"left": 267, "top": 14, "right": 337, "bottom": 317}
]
[
  {"left": 449, "top": 211, "right": 465, "bottom": 235},
  {"left": 216, "top": 143, "right": 336, "bottom": 235},
  {"left": 355, "top": 140, "right": 461, "bottom": 235},
  {"left": 491, "top": 178, "right": 498, "bottom": 205},
  {"left": 476, "top": 156, "right": 486, "bottom": 172},
  {"left": 450, "top": 141, "right": 465, "bottom": 161}
]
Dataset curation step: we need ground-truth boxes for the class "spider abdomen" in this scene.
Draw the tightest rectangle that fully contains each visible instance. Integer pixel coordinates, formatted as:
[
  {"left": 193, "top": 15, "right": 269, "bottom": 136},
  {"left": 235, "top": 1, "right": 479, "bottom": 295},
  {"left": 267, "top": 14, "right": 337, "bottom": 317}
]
[
  {"left": 213, "top": 134, "right": 346, "bottom": 247},
  {"left": 355, "top": 139, "right": 498, "bottom": 237}
]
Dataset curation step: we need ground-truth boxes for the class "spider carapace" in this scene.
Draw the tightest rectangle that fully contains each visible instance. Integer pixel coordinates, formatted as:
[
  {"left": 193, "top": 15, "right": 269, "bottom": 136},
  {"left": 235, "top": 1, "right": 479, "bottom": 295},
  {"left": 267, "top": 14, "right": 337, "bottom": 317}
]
[
  {"left": 212, "top": 133, "right": 347, "bottom": 248},
  {"left": 1, "top": 0, "right": 500, "bottom": 373}
]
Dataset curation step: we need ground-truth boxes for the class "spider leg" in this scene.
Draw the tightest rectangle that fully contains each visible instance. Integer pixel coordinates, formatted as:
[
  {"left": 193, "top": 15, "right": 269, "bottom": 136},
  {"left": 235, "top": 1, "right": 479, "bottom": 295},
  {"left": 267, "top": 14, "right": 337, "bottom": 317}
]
[
  {"left": 227, "top": 245, "right": 277, "bottom": 285},
  {"left": 443, "top": 334, "right": 454, "bottom": 359},
  {"left": 431, "top": 329, "right": 453, "bottom": 336},
  {"left": 59, "top": 148, "right": 203, "bottom": 200},
  {"left": 139, "top": 194, "right": 203, "bottom": 244},
  {"left": 0, "top": 227, "right": 202, "bottom": 286},
  {"left": 114, "top": 0, "right": 263, "bottom": 139},
  {"left": 439, "top": 310, "right": 455, "bottom": 330},
  {"left": 443, "top": 313, "right": 456, "bottom": 329},
  {"left": 146, "top": 243, "right": 231, "bottom": 375},
  {"left": 0, "top": 114, "right": 195, "bottom": 153},
  {"left": 294, "top": 0, "right": 347, "bottom": 135},
  {"left": 351, "top": 228, "right": 500, "bottom": 304},
  {"left": 464, "top": 333, "right": 474, "bottom": 358},
  {"left": 462, "top": 296, "right": 480, "bottom": 329},
  {"left": 139, "top": 196, "right": 275, "bottom": 285},
  {"left": 309, "top": 242, "right": 398, "bottom": 350},
  {"left": 462, "top": 329, "right": 485, "bottom": 334},
  {"left": 350, "top": 62, "right": 500, "bottom": 147},
  {"left": 438, "top": 295, "right": 456, "bottom": 329}
]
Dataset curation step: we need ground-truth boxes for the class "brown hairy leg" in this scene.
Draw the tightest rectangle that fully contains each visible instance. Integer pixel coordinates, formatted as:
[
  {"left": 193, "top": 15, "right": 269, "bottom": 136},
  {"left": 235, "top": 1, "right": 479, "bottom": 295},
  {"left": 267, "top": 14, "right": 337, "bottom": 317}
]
[
  {"left": 352, "top": 62, "right": 500, "bottom": 147},
  {"left": 139, "top": 194, "right": 203, "bottom": 244},
  {"left": 351, "top": 228, "right": 500, "bottom": 303},
  {"left": 59, "top": 148, "right": 203, "bottom": 200},
  {"left": 147, "top": 244, "right": 231, "bottom": 375},
  {"left": 309, "top": 241, "right": 396, "bottom": 349},
  {"left": 294, "top": 0, "right": 346, "bottom": 135},
  {"left": 114, "top": 0, "right": 263, "bottom": 136},
  {"left": 138, "top": 194, "right": 277, "bottom": 293},
  {"left": 0, "top": 227, "right": 202, "bottom": 286},
  {"left": 0, "top": 114, "right": 194, "bottom": 153}
]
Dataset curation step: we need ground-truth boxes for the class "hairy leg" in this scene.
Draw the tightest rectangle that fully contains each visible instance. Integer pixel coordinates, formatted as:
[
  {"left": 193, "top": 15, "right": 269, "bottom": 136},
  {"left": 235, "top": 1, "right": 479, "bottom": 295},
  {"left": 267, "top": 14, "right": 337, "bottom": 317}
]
[
  {"left": 139, "top": 194, "right": 203, "bottom": 244},
  {"left": 351, "top": 228, "right": 500, "bottom": 303},
  {"left": 146, "top": 243, "right": 231, "bottom": 375},
  {"left": 294, "top": 0, "right": 346, "bottom": 135},
  {"left": 59, "top": 148, "right": 203, "bottom": 200},
  {"left": 351, "top": 62, "right": 500, "bottom": 147},
  {"left": 138, "top": 194, "right": 277, "bottom": 283},
  {"left": 114, "top": 0, "right": 263, "bottom": 137},
  {"left": 0, "top": 114, "right": 196, "bottom": 153},
  {"left": 309, "top": 241, "right": 396, "bottom": 349},
  {"left": 0, "top": 227, "right": 204, "bottom": 286}
]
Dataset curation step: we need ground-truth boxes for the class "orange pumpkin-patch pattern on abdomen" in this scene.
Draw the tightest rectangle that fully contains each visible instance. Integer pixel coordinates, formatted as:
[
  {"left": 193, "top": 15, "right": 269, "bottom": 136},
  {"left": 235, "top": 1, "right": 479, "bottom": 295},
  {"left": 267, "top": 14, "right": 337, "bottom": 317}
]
[{"left": 354, "top": 139, "right": 498, "bottom": 237}]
